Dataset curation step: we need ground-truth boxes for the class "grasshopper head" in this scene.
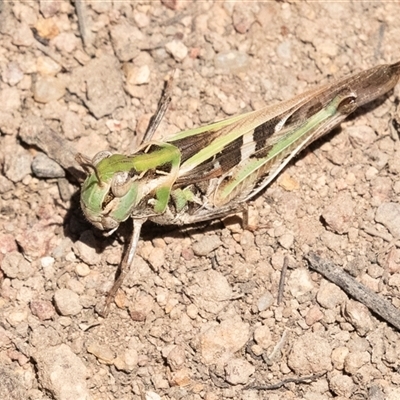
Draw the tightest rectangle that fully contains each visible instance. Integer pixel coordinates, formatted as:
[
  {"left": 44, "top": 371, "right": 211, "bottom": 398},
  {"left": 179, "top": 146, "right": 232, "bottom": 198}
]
[{"left": 76, "top": 152, "right": 139, "bottom": 232}]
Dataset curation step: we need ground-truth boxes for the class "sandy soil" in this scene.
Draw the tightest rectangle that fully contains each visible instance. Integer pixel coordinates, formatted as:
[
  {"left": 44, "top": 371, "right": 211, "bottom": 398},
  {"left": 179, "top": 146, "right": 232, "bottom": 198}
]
[{"left": 1, "top": 1, "right": 400, "bottom": 399}]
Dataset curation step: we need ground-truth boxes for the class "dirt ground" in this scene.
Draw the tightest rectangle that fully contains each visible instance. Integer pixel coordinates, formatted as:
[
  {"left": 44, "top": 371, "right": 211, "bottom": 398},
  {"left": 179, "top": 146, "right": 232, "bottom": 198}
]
[{"left": 1, "top": 1, "right": 400, "bottom": 399}]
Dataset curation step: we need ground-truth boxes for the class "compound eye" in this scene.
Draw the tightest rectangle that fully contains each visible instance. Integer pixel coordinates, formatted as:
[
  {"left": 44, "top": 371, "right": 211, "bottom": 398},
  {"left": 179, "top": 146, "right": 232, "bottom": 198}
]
[
  {"left": 92, "top": 151, "right": 113, "bottom": 166},
  {"left": 110, "top": 171, "right": 131, "bottom": 197}
]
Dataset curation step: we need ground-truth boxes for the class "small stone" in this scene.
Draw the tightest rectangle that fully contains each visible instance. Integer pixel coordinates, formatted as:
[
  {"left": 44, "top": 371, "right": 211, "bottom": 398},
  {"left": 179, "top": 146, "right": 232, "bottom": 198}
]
[
  {"left": 39, "top": 0, "right": 60, "bottom": 17},
  {"left": 62, "top": 111, "right": 84, "bottom": 140},
  {"left": 4, "top": 145, "right": 32, "bottom": 183},
  {"left": 288, "top": 268, "right": 314, "bottom": 300},
  {"left": 31, "top": 152, "right": 65, "bottom": 178},
  {"left": 12, "top": 22, "right": 34, "bottom": 47},
  {"left": 87, "top": 343, "right": 115, "bottom": 364},
  {"left": 214, "top": 51, "right": 250, "bottom": 72},
  {"left": 33, "top": 344, "right": 90, "bottom": 400},
  {"left": 53, "top": 32, "right": 80, "bottom": 53},
  {"left": 253, "top": 325, "right": 273, "bottom": 349},
  {"left": 288, "top": 333, "right": 333, "bottom": 374},
  {"left": 256, "top": 291, "right": 274, "bottom": 312},
  {"left": 145, "top": 391, "right": 162, "bottom": 400},
  {"left": 73, "top": 231, "right": 101, "bottom": 265},
  {"left": 342, "top": 300, "right": 374, "bottom": 336},
  {"left": 124, "top": 64, "right": 150, "bottom": 85},
  {"left": 225, "top": 358, "right": 255, "bottom": 385},
  {"left": 344, "top": 351, "right": 370, "bottom": 375},
  {"left": 0, "top": 176, "right": 13, "bottom": 194},
  {"left": 186, "top": 270, "right": 232, "bottom": 314},
  {"left": 54, "top": 288, "right": 82, "bottom": 316},
  {"left": 2, "top": 62, "right": 24, "bottom": 86},
  {"left": 33, "top": 76, "right": 66, "bottom": 103},
  {"left": 165, "top": 40, "right": 188, "bottom": 62},
  {"left": 1, "top": 251, "right": 33, "bottom": 280},
  {"left": 347, "top": 125, "right": 376, "bottom": 148},
  {"left": 75, "top": 263, "right": 91, "bottom": 277},
  {"left": 329, "top": 374, "right": 355, "bottom": 397},
  {"left": 0, "top": 87, "right": 21, "bottom": 111},
  {"left": 110, "top": 24, "right": 143, "bottom": 62},
  {"left": 278, "top": 233, "right": 294, "bottom": 249},
  {"left": 317, "top": 281, "right": 347, "bottom": 309},
  {"left": 192, "top": 235, "right": 223, "bottom": 256},
  {"left": 321, "top": 193, "right": 354, "bottom": 234},
  {"left": 331, "top": 346, "right": 349, "bottom": 370},
  {"left": 304, "top": 305, "right": 323, "bottom": 326},
  {"left": 165, "top": 345, "right": 186, "bottom": 371},
  {"left": 147, "top": 247, "right": 165, "bottom": 271},
  {"left": 199, "top": 317, "right": 250, "bottom": 364},
  {"left": 30, "top": 300, "right": 55, "bottom": 321},
  {"left": 232, "top": 4, "right": 257, "bottom": 34},
  {"left": 375, "top": 202, "right": 400, "bottom": 239},
  {"left": 35, "top": 18, "right": 59, "bottom": 39},
  {"left": 169, "top": 368, "right": 191, "bottom": 387}
]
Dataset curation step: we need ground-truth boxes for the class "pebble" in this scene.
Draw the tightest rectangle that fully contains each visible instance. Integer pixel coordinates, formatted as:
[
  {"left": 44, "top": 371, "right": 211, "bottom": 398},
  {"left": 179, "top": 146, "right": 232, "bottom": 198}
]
[
  {"left": 232, "top": 4, "right": 257, "bottom": 34},
  {"left": 0, "top": 87, "right": 21, "bottom": 111},
  {"left": 343, "top": 351, "right": 370, "bottom": 375},
  {"left": 53, "top": 32, "right": 80, "bottom": 53},
  {"left": 36, "top": 56, "right": 61, "bottom": 76},
  {"left": 192, "top": 235, "right": 223, "bottom": 256},
  {"left": 124, "top": 64, "right": 151, "bottom": 85},
  {"left": 165, "top": 345, "right": 186, "bottom": 371},
  {"left": 35, "top": 17, "right": 59, "bottom": 39},
  {"left": 30, "top": 300, "right": 55, "bottom": 321},
  {"left": 1, "top": 251, "right": 33, "bottom": 280},
  {"left": 62, "top": 111, "right": 84, "bottom": 140},
  {"left": 87, "top": 342, "right": 115, "bottom": 364},
  {"left": 147, "top": 247, "right": 165, "bottom": 271},
  {"left": 225, "top": 358, "right": 255, "bottom": 385},
  {"left": 199, "top": 316, "right": 250, "bottom": 364},
  {"left": 31, "top": 152, "right": 65, "bottom": 178},
  {"left": 253, "top": 324, "right": 273, "bottom": 349},
  {"left": 12, "top": 22, "right": 34, "bottom": 47},
  {"left": 329, "top": 374, "right": 355, "bottom": 397},
  {"left": 375, "top": 202, "right": 400, "bottom": 239},
  {"left": 75, "top": 263, "right": 91, "bottom": 277},
  {"left": 288, "top": 268, "right": 314, "bottom": 300},
  {"left": 33, "top": 76, "right": 66, "bottom": 103},
  {"left": 33, "top": 344, "right": 90, "bottom": 400},
  {"left": 4, "top": 145, "right": 32, "bottom": 183},
  {"left": 331, "top": 346, "right": 349, "bottom": 370},
  {"left": 278, "top": 233, "right": 294, "bottom": 249},
  {"left": 321, "top": 192, "right": 354, "bottom": 234},
  {"left": 73, "top": 230, "right": 101, "bottom": 265},
  {"left": 347, "top": 125, "right": 376, "bottom": 148},
  {"left": 165, "top": 40, "right": 188, "bottom": 62},
  {"left": 114, "top": 347, "right": 138, "bottom": 372},
  {"left": 145, "top": 392, "right": 162, "bottom": 400},
  {"left": 305, "top": 306, "right": 324, "bottom": 326},
  {"left": 316, "top": 281, "right": 347, "bottom": 309},
  {"left": 0, "top": 176, "right": 13, "bottom": 194},
  {"left": 69, "top": 55, "right": 126, "bottom": 119},
  {"left": 214, "top": 50, "right": 250, "bottom": 72},
  {"left": 185, "top": 270, "right": 232, "bottom": 314},
  {"left": 39, "top": 0, "right": 60, "bottom": 18},
  {"left": 2, "top": 62, "right": 24, "bottom": 86},
  {"left": 54, "top": 288, "right": 82, "bottom": 316},
  {"left": 110, "top": 24, "right": 143, "bottom": 62},
  {"left": 256, "top": 291, "right": 274, "bottom": 312},
  {"left": 287, "top": 333, "right": 333, "bottom": 374},
  {"left": 342, "top": 300, "right": 373, "bottom": 336}
]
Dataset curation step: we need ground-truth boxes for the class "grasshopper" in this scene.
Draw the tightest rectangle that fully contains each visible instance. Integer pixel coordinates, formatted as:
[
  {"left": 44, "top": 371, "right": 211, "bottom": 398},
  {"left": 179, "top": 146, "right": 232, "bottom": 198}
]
[{"left": 76, "top": 62, "right": 400, "bottom": 316}]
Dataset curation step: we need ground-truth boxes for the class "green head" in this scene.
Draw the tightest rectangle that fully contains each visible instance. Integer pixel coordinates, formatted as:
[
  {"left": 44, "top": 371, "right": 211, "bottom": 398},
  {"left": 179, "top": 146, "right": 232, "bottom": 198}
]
[{"left": 76, "top": 151, "right": 140, "bottom": 231}]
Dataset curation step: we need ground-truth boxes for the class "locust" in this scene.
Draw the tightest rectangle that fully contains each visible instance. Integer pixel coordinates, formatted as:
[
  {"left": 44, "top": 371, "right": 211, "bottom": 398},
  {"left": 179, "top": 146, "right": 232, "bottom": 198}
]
[{"left": 75, "top": 62, "right": 400, "bottom": 316}]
